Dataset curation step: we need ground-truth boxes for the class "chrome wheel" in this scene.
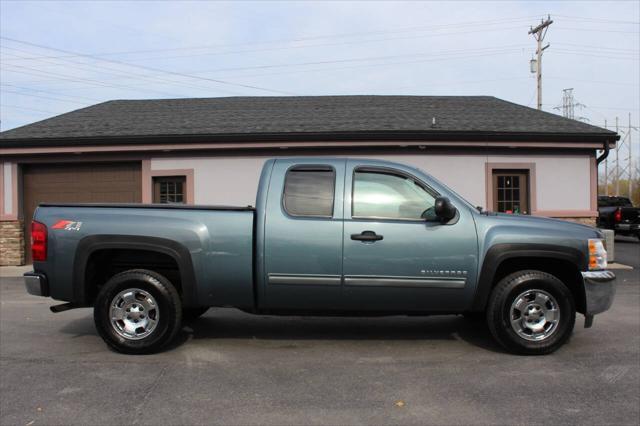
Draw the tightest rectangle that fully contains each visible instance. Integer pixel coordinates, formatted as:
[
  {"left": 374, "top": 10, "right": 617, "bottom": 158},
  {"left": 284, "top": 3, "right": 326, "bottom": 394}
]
[
  {"left": 510, "top": 289, "right": 560, "bottom": 341},
  {"left": 109, "top": 288, "right": 159, "bottom": 340}
]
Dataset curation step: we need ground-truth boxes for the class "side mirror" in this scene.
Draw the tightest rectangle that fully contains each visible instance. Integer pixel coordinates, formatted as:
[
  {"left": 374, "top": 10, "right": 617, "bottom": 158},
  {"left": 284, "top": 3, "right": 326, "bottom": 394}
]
[{"left": 434, "top": 197, "right": 457, "bottom": 222}]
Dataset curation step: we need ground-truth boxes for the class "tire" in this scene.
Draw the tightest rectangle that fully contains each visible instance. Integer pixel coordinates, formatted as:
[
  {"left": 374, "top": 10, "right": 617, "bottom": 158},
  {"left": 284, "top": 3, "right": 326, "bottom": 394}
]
[
  {"left": 94, "top": 269, "right": 182, "bottom": 354},
  {"left": 182, "top": 307, "right": 209, "bottom": 322},
  {"left": 486, "top": 270, "right": 575, "bottom": 355}
]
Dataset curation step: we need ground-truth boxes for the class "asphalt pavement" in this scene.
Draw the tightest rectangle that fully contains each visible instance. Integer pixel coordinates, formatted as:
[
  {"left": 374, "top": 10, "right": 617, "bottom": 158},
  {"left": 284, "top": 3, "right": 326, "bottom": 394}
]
[{"left": 1, "top": 241, "right": 638, "bottom": 425}]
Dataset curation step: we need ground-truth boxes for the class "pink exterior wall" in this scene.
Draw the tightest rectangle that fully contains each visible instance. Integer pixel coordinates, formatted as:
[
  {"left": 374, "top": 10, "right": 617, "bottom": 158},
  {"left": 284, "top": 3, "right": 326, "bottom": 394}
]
[
  {"left": 0, "top": 162, "right": 19, "bottom": 221},
  {"left": 150, "top": 151, "right": 596, "bottom": 217}
]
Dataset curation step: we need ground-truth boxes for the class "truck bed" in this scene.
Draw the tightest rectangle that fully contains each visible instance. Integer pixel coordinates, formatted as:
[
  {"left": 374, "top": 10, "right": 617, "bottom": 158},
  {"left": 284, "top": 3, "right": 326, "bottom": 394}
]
[{"left": 33, "top": 203, "right": 256, "bottom": 309}]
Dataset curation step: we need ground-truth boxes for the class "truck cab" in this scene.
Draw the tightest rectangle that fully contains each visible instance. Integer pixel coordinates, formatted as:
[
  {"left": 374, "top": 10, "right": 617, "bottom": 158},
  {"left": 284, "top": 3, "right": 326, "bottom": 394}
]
[{"left": 257, "top": 158, "right": 478, "bottom": 313}]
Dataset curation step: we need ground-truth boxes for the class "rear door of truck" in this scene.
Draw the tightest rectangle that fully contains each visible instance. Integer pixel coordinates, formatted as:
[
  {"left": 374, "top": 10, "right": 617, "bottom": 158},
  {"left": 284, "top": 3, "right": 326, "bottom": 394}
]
[{"left": 261, "top": 158, "right": 346, "bottom": 310}]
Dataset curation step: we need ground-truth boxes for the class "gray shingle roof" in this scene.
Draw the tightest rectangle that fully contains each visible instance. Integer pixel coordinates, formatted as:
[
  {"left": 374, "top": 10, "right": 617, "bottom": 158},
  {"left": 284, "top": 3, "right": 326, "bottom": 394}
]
[{"left": 0, "top": 95, "right": 616, "bottom": 146}]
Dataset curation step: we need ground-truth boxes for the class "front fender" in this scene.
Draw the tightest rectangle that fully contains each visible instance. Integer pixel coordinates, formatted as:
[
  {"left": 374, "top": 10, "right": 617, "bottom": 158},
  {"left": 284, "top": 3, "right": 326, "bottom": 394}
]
[{"left": 471, "top": 243, "right": 587, "bottom": 311}]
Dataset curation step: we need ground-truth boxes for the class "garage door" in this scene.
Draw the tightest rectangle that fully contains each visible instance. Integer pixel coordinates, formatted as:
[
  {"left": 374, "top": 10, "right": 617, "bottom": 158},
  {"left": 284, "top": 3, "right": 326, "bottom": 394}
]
[{"left": 23, "top": 162, "right": 141, "bottom": 263}]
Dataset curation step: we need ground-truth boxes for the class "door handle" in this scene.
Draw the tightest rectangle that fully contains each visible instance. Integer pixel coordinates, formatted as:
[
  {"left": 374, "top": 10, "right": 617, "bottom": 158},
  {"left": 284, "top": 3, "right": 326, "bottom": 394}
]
[{"left": 351, "top": 231, "right": 383, "bottom": 242}]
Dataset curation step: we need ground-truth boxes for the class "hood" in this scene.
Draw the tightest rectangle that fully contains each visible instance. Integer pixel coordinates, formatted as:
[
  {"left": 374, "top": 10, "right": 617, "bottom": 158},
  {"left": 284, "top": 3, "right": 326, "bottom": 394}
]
[{"left": 479, "top": 211, "right": 601, "bottom": 239}]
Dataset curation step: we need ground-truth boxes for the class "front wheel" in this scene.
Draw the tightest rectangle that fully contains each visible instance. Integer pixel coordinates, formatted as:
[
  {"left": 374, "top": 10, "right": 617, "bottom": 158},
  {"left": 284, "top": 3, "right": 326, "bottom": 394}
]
[
  {"left": 487, "top": 270, "right": 575, "bottom": 355},
  {"left": 94, "top": 269, "right": 183, "bottom": 354}
]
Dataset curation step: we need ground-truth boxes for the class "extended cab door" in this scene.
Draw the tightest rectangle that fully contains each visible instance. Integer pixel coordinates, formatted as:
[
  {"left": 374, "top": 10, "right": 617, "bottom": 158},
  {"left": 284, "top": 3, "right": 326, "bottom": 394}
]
[
  {"left": 262, "top": 158, "right": 346, "bottom": 310},
  {"left": 342, "top": 160, "right": 478, "bottom": 312}
]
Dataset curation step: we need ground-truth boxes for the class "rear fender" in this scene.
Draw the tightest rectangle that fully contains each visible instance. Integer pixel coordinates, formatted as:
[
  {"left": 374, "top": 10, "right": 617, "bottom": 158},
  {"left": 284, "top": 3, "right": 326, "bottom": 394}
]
[{"left": 73, "top": 235, "right": 197, "bottom": 306}]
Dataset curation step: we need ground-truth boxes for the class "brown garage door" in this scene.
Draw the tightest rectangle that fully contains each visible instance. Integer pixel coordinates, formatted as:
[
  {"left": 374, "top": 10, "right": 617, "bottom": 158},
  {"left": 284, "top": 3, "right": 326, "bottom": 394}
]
[{"left": 23, "top": 162, "right": 141, "bottom": 263}]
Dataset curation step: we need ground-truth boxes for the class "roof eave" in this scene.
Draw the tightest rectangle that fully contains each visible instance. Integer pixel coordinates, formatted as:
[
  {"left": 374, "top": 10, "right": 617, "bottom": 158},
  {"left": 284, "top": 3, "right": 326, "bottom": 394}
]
[{"left": 0, "top": 130, "right": 620, "bottom": 148}]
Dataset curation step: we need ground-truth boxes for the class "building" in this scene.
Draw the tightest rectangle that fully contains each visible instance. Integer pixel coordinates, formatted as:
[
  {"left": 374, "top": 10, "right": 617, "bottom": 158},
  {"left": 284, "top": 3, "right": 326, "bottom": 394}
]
[{"left": 0, "top": 95, "right": 618, "bottom": 265}]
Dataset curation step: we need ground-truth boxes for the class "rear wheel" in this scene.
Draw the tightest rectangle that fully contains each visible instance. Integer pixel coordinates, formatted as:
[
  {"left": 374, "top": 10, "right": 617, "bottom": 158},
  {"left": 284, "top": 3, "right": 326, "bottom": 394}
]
[
  {"left": 487, "top": 270, "right": 575, "bottom": 355},
  {"left": 94, "top": 269, "right": 182, "bottom": 354}
]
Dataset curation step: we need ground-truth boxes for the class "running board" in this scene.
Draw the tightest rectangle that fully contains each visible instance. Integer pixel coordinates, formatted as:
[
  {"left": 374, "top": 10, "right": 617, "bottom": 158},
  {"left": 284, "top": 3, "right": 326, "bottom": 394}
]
[{"left": 50, "top": 302, "right": 80, "bottom": 313}]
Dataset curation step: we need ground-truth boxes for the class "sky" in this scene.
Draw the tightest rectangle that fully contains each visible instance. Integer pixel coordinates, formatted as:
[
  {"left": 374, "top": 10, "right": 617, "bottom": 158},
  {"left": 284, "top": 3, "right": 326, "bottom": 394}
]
[{"left": 0, "top": 0, "right": 638, "bottom": 141}]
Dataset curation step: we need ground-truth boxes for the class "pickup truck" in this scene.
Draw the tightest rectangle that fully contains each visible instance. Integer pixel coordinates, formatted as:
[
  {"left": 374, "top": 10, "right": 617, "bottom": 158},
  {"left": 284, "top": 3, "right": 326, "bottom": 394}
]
[
  {"left": 597, "top": 195, "right": 640, "bottom": 240},
  {"left": 24, "top": 157, "right": 616, "bottom": 355}
]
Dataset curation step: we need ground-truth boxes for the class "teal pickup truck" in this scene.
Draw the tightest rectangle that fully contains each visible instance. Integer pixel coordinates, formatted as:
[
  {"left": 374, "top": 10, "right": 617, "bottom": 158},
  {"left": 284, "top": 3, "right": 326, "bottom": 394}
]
[{"left": 24, "top": 158, "right": 616, "bottom": 355}]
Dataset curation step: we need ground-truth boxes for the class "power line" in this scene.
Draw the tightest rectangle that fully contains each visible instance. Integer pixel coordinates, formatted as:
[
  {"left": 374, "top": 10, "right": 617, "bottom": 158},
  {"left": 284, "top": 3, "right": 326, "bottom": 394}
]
[
  {"left": 1, "top": 36, "right": 297, "bottom": 96},
  {"left": 0, "top": 24, "right": 535, "bottom": 65},
  {"left": 205, "top": 50, "right": 528, "bottom": 81},
  {"left": 1, "top": 45, "right": 530, "bottom": 88},
  {"left": 548, "top": 50, "right": 639, "bottom": 61},
  {"left": 554, "top": 14, "right": 640, "bottom": 25},
  {"left": 544, "top": 104, "right": 640, "bottom": 112},
  {"left": 1, "top": 26, "right": 527, "bottom": 65},
  {"left": 0, "top": 83, "right": 104, "bottom": 102},
  {"left": 1, "top": 89, "right": 90, "bottom": 105},
  {"left": 0, "top": 16, "right": 539, "bottom": 62},
  {"left": 1, "top": 63, "right": 186, "bottom": 97},
  {"left": 555, "top": 42, "right": 639, "bottom": 53},
  {"left": 0, "top": 104, "right": 58, "bottom": 115},
  {"left": 2, "top": 19, "right": 628, "bottom": 66},
  {"left": 184, "top": 45, "right": 529, "bottom": 75},
  {"left": 1, "top": 45, "right": 247, "bottom": 97},
  {"left": 554, "top": 27, "right": 640, "bottom": 34},
  {"left": 3, "top": 43, "right": 635, "bottom": 92},
  {"left": 546, "top": 77, "right": 640, "bottom": 88},
  {"left": 1, "top": 43, "right": 529, "bottom": 77}
]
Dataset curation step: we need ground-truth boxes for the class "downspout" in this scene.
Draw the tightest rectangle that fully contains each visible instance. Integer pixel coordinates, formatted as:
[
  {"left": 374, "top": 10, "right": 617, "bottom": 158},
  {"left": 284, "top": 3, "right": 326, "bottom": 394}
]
[
  {"left": 596, "top": 140, "right": 610, "bottom": 165},
  {"left": 597, "top": 135, "right": 620, "bottom": 165}
]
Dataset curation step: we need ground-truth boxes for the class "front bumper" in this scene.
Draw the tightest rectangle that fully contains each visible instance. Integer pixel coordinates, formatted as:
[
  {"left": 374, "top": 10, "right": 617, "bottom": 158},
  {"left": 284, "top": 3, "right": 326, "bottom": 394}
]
[
  {"left": 615, "top": 223, "right": 640, "bottom": 233},
  {"left": 582, "top": 270, "right": 616, "bottom": 317},
  {"left": 24, "top": 272, "right": 49, "bottom": 297}
]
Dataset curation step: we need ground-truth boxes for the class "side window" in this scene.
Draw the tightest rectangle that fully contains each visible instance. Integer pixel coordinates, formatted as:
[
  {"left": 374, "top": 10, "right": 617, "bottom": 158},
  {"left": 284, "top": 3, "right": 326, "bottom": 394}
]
[
  {"left": 353, "top": 170, "right": 436, "bottom": 220},
  {"left": 153, "top": 176, "right": 186, "bottom": 204},
  {"left": 283, "top": 167, "right": 335, "bottom": 217}
]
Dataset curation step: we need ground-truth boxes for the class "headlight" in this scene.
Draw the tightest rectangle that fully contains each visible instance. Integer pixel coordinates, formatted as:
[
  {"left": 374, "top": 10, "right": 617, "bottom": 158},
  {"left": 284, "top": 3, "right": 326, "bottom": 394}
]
[{"left": 588, "top": 239, "right": 608, "bottom": 270}]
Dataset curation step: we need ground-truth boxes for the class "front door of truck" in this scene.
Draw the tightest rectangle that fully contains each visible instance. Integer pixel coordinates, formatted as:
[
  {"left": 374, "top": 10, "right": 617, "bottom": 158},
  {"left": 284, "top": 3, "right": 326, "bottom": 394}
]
[
  {"left": 263, "top": 158, "right": 346, "bottom": 310},
  {"left": 342, "top": 161, "right": 478, "bottom": 312}
]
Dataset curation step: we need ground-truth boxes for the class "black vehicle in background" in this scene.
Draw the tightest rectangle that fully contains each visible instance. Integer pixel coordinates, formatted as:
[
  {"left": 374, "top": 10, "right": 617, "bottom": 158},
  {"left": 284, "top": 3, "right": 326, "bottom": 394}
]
[{"left": 597, "top": 196, "right": 640, "bottom": 240}]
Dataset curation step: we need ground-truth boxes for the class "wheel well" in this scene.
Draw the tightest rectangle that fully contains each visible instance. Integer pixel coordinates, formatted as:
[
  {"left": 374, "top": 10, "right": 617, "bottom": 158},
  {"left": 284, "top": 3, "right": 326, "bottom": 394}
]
[
  {"left": 83, "top": 249, "right": 182, "bottom": 305},
  {"left": 491, "top": 257, "right": 586, "bottom": 313}
]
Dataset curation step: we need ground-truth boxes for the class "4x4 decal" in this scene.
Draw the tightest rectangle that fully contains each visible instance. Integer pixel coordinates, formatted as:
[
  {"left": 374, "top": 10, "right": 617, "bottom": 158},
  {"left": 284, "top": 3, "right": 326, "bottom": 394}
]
[{"left": 52, "top": 220, "right": 83, "bottom": 231}]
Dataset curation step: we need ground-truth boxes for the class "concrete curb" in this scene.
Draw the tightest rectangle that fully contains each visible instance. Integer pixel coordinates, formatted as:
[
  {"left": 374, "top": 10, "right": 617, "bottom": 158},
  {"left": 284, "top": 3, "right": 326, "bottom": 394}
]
[
  {"left": 0, "top": 265, "right": 32, "bottom": 278},
  {"left": 607, "top": 263, "right": 634, "bottom": 270}
]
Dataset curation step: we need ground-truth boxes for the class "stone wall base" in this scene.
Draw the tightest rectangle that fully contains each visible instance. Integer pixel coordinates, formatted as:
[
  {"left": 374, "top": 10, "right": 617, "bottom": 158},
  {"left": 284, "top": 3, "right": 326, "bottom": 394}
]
[
  {"left": 1, "top": 220, "right": 25, "bottom": 266},
  {"left": 558, "top": 217, "right": 597, "bottom": 227}
]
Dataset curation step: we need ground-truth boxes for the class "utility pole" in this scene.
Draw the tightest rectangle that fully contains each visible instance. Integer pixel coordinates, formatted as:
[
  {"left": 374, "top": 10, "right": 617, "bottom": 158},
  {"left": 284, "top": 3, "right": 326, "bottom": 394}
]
[
  {"left": 629, "top": 113, "right": 633, "bottom": 200},
  {"left": 615, "top": 116, "right": 620, "bottom": 196},
  {"left": 554, "top": 88, "right": 587, "bottom": 120},
  {"left": 562, "top": 88, "right": 574, "bottom": 119},
  {"left": 604, "top": 119, "right": 609, "bottom": 195},
  {"left": 529, "top": 15, "right": 553, "bottom": 110}
]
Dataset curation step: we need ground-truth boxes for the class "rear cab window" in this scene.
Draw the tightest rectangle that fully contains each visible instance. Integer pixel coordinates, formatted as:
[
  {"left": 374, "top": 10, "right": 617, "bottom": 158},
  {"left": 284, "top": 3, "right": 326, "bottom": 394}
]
[{"left": 283, "top": 166, "right": 335, "bottom": 217}]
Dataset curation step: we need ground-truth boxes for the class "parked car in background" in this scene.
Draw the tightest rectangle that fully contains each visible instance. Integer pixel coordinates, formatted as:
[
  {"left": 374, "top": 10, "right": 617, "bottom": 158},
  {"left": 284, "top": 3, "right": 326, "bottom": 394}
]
[
  {"left": 597, "top": 196, "right": 640, "bottom": 240},
  {"left": 24, "top": 158, "right": 616, "bottom": 355}
]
